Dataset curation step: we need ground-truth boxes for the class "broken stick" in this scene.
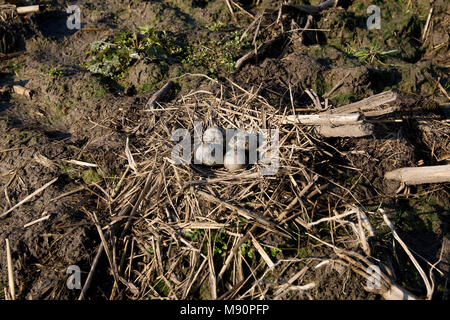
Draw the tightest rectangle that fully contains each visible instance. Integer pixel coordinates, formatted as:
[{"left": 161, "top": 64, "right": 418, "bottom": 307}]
[
  {"left": 0, "top": 177, "right": 58, "bottom": 219},
  {"left": 317, "top": 122, "right": 374, "bottom": 137},
  {"left": 385, "top": 165, "right": 450, "bottom": 185},
  {"left": 145, "top": 80, "right": 174, "bottom": 109},
  {"left": 235, "top": 37, "right": 283, "bottom": 70},
  {"left": 325, "top": 90, "right": 398, "bottom": 115},
  {"left": 12, "top": 85, "right": 32, "bottom": 99},
  {"left": 16, "top": 5, "right": 39, "bottom": 14},
  {"left": 5, "top": 238, "right": 15, "bottom": 300},
  {"left": 282, "top": 113, "right": 361, "bottom": 125}
]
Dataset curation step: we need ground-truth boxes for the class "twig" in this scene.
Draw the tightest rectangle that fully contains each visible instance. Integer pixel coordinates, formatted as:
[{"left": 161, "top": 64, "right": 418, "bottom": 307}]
[
  {"left": 16, "top": 5, "right": 39, "bottom": 14},
  {"left": 86, "top": 210, "right": 121, "bottom": 291},
  {"left": 125, "top": 137, "right": 138, "bottom": 175},
  {"left": 435, "top": 77, "right": 450, "bottom": 101},
  {"left": 273, "top": 266, "right": 308, "bottom": 297},
  {"left": 317, "top": 123, "right": 374, "bottom": 137},
  {"left": 358, "top": 208, "right": 375, "bottom": 237},
  {"left": 355, "top": 208, "right": 370, "bottom": 256},
  {"left": 324, "top": 90, "right": 398, "bottom": 114},
  {"left": 0, "top": 177, "right": 58, "bottom": 218},
  {"left": 145, "top": 80, "right": 174, "bottom": 110},
  {"left": 183, "top": 172, "right": 261, "bottom": 188},
  {"left": 307, "top": 208, "right": 356, "bottom": 227},
  {"left": 78, "top": 243, "right": 105, "bottom": 300},
  {"left": 323, "top": 72, "right": 350, "bottom": 98},
  {"left": 5, "top": 238, "right": 15, "bottom": 300},
  {"left": 78, "top": 193, "right": 139, "bottom": 300},
  {"left": 217, "top": 227, "right": 256, "bottom": 282},
  {"left": 120, "top": 170, "right": 156, "bottom": 238},
  {"left": 381, "top": 209, "right": 433, "bottom": 300},
  {"left": 281, "top": 113, "right": 361, "bottom": 125},
  {"left": 229, "top": 0, "right": 254, "bottom": 19},
  {"left": 23, "top": 213, "right": 50, "bottom": 228},
  {"left": 87, "top": 209, "right": 139, "bottom": 296},
  {"left": 63, "top": 160, "right": 98, "bottom": 168},
  {"left": 49, "top": 186, "right": 86, "bottom": 203},
  {"left": 384, "top": 165, "right": 450, "bottom": 185},
  {"left": 363, "top": 106, "right": 400, "bottom": 117},
  {"left": 250, "top": 233, "right": 275, "bottom": 270},
  {"left": 179, "top": 222, "right": 227, "bottom": 230},
  {"left": 111, "top": 167, "right": 130, "bottom": 199},
  {"left": 224, "top": 0, "right": 236, "bottom": 22},
  {"left": 286, "top": 28, "right": 331, "bottom": 33},
  {"left": 235, "top": 37, "right": 283, "bottom": 70},
  {"left": 241, "top": 12, "right": 264, "bottom": 42},
  {"left": 421, "top": 6, "right": 433, "bottom": 42},
  {"left": 196, "top": 190, "right": 288, "bottom": 237},
  {"left": 278, "top": 282, "right": 315, "bottom": 297},
  {"left": 305, "top": 89, "right": 321, "bottom": 109},
  {"left": 207, "top": 231, "right": 217, "bottom": 299}
]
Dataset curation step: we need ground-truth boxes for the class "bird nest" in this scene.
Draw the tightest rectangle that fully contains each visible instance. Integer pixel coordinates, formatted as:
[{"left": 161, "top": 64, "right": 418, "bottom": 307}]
[{"left": 74, "top": 75, "right": 435, "bottom": 300}]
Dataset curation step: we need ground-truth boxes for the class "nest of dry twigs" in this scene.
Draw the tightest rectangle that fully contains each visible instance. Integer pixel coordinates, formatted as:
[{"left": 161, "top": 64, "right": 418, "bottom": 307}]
[{"left": 71, "top": 75, "right": 440, "bottom": 300}]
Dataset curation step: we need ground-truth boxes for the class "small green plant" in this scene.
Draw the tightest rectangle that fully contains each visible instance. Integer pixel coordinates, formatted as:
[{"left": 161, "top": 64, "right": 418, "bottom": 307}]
[
  {"left": 48, "top": 68, "right": 65, "bottom": 77},
  {"left": 297, "top": 247, "right": 311, "bottom": 259},
  {"left": 7, "top": 61, "right": 23, "bottom": 73},
  {"left": 81, "top": 169, "right": 102, "bottom": 184},
  {"left": 18, "top": 130, "right": 33, "bottom": 141},
  {"left": 138, "top": 83, "right": 155, "bottom": 94},
  {"left": 83, "top": 27, "right": 183, "bottom": 79},
  {"left": 344, "top": 43, "right": 398, "bottom": 65},
  {"left": 270, "top": 247, "right": 281, "bottom": 258},
  {"left": 154, "top": 279, "right": 169, "bottom": 296},
  {"left": 84, "top": 26, "right": 254, "bottom": 80},
  {"left": 94, "top": 88, "right": 106, "bottom": 98},
  {"left": 392, "top": 196, "right": 445, "bottom": 234},
  {"left": 205, "top": 21, "right": 227, "bottom": 31},
  {"left": 240, "top": 241, "right": 254, "bottom": 259},
  {"left": 213, "top": 230, "right": 229, "bottom": 255},
  {"left": 184, "top": 229, "right": 203, "bottom": 241},
  {"left": 443, "top": 81, "right": 450, "bottom": 91},
  {"left": 183, "top": 32, "right": 252, "bottom": 76},
  {"left": 63, "top": 165, "right": 76, "bottom": 180}
]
